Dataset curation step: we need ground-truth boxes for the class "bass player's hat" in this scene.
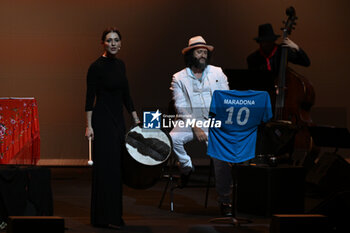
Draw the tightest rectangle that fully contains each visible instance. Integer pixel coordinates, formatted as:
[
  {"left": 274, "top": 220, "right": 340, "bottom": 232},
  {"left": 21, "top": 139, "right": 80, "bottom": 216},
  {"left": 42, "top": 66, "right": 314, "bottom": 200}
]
[{"left": 254, "top": 23, "right": 280, "bottom": 42}]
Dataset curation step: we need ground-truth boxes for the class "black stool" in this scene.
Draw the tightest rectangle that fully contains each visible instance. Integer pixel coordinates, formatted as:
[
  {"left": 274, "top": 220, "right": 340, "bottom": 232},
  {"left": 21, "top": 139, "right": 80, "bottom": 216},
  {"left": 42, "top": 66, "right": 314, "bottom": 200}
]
[{"left": 158, "top": 155, "right": 214, "bottom": 211}]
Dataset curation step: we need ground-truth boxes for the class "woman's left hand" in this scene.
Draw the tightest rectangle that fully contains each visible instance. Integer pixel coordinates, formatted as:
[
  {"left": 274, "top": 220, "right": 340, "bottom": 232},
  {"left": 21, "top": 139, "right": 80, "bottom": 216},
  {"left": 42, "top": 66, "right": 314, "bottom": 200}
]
[
  {"left": 134, "top": 118, "right": 141, "bottom": 125},
  {"left": 131, "top": 111, "right": 141, "bottom": 125}
]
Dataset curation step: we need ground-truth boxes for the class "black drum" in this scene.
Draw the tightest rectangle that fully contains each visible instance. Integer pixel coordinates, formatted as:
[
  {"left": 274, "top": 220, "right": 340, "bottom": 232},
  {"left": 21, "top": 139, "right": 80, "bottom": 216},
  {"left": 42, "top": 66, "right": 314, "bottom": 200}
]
[{"left": 123, "top": 126, "right": 172, "bottom": 189}]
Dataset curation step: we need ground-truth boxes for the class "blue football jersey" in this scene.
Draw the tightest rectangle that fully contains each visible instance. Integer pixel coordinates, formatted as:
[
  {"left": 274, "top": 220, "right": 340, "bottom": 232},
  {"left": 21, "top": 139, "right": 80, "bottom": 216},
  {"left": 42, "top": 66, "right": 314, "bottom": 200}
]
[{"left": 207, "top": 90, "right": 272, "bottom": 163}]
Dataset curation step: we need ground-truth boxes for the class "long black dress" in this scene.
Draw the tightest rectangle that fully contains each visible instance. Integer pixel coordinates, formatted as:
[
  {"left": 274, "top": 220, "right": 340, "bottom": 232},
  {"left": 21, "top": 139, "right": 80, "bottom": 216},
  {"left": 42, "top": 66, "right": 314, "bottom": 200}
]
[{"left": 85, "top": 56, "right": 135, "bottom": 227}]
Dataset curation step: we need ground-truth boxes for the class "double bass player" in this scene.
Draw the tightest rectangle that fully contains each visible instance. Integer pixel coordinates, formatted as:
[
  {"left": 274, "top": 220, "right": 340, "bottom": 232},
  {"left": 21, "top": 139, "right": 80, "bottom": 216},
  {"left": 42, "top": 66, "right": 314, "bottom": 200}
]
[{"left": 247, "top": 23, "right": 310, "bottom": 74}]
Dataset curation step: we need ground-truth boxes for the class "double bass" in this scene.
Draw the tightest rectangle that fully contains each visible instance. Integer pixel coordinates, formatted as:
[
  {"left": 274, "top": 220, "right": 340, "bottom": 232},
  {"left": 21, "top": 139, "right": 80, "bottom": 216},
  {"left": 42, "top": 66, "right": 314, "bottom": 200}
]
[{"left": 274, "top": 6, "right": 317, "bottom": 163}]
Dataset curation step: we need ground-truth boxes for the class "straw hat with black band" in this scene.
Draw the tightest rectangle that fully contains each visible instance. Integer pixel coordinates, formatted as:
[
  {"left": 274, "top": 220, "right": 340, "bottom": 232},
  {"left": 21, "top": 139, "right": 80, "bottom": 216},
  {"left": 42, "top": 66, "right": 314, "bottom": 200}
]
[{"left": 182, "top": 36, "right": 214, "bottom": 54}]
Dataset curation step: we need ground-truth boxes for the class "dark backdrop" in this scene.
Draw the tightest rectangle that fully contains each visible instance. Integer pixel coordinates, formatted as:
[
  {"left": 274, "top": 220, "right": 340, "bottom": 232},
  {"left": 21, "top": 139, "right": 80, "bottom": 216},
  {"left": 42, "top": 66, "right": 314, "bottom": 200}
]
[{"left": 0, "top": 0, "right": 349, "bottom": 160}]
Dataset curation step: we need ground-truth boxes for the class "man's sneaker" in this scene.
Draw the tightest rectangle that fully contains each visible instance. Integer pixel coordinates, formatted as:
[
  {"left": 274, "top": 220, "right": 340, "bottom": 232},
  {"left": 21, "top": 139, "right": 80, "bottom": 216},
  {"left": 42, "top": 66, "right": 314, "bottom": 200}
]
[{"left": 220, "top": 202, "right": 233, "bottom": 217}]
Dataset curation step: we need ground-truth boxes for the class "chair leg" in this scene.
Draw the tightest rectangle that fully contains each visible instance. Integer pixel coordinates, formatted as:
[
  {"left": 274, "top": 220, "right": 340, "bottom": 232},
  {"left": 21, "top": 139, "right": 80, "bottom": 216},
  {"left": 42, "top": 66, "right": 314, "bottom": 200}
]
[
  {"left": 158, "top": 175, "right": 170, "bottom": 208},
  {"left": 205, "top": 158, "right": 214, "bottom": 208},
  {"left": 158, "top": 155, "right": 177, "bottom": 211},
  {"left": 170, "top": 178, "right": 175, "bottom": 212}
]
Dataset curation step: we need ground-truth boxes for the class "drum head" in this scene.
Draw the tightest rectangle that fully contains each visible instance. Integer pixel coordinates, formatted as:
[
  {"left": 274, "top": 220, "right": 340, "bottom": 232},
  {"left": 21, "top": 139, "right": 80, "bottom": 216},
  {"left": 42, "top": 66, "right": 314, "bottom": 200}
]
[{"left": 125, "top": 126, "right": 172, "bottom": 166}]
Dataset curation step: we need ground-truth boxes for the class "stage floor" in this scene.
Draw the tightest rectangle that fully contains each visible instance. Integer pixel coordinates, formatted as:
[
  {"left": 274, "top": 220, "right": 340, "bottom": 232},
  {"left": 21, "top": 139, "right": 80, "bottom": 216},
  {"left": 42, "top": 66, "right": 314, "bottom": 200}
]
[{"left": 50, "top": 167, "right": 322, "bottom": 233}]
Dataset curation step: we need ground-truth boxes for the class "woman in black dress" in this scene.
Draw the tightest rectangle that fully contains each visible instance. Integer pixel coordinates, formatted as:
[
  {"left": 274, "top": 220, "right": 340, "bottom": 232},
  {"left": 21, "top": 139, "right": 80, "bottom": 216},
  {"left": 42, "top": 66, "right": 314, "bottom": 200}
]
[{"left": 85, "top": 27, "right": 140, "bottom": 229}]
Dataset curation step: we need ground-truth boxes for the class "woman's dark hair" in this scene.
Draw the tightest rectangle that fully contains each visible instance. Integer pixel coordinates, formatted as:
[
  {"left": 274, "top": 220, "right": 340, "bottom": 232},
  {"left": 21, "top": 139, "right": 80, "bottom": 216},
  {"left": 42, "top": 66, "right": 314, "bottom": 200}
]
[
  {"left": 101, "top": 27, "right": 122, "bottom": 41},
  {"left": 184, "top": 48, "right": 212, "bottom": 68}
]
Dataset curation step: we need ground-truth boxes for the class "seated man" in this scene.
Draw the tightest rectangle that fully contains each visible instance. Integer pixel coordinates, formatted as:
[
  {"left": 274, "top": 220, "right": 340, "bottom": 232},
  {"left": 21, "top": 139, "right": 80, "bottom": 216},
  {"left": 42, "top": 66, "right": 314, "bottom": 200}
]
[{"left": 169, "top": 36, "right": 233, "bottom": 216}]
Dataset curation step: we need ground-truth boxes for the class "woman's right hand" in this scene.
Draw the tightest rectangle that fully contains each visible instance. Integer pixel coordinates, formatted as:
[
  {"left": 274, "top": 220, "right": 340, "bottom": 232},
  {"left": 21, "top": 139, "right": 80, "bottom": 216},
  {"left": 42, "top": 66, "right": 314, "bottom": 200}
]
[{"left": 85, "top": 127, "right": 94, "bottom": 140}]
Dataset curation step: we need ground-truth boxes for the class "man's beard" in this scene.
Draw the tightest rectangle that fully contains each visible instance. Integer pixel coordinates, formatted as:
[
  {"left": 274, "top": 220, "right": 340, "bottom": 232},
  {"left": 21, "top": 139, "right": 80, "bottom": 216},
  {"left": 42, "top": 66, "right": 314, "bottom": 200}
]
[{"left": 193, "top": 57, "right": 208, "bottom": 70}]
